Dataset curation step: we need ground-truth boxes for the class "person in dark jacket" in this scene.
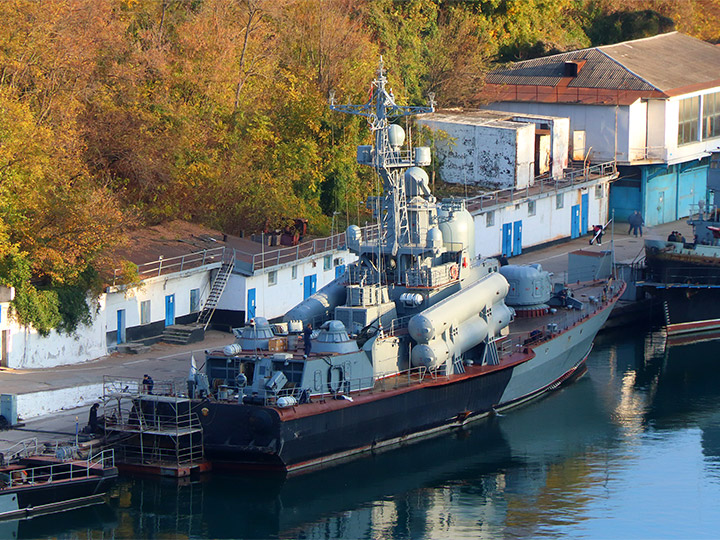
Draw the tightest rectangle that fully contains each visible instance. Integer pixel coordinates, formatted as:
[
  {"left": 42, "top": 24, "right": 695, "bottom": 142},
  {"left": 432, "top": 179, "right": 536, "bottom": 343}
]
[
  {"left": 303, "top": 324, "right": 313, "bottom": 358},
  {"left": 143, "top": 374, "right": 154, "bottom": 394},
  {"left": 88, "top": 403, "right": 100, "bottom": 432},
  {"left": 628, "top": 210, "right": 644, "bottom": 237}
]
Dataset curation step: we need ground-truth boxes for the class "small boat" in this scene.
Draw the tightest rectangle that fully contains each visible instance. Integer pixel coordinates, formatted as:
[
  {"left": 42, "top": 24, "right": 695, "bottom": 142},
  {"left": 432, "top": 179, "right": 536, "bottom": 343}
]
[{"left": 0, "top": 439, "right": 118, "bottom": 521}]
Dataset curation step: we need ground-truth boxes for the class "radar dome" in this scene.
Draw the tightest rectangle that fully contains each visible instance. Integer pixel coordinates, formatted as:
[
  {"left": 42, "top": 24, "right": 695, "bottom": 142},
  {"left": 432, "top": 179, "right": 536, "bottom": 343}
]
[
  {"left": 388, "top": 124, "right": 405, "bottom": 147},
  {"left": 438, "top": 206, "right": 475, "bottom": 257}
]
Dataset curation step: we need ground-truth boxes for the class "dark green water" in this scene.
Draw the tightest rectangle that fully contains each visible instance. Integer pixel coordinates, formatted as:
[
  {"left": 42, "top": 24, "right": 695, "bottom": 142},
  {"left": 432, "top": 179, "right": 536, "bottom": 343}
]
[{"left": 5, "top": 328, "right": 720, "bottom": 539}]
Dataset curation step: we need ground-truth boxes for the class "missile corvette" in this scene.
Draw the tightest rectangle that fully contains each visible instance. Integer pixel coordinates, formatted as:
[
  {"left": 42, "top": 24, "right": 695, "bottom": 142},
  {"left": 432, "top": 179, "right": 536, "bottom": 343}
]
[{"left": 165, "top": 59, "right": 624, "bottom": 474}]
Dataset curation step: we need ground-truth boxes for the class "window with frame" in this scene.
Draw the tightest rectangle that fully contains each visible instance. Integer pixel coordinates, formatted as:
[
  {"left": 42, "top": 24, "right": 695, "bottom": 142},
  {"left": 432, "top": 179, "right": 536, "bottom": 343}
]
[
  {"left": 528, "top": 200, "right": 536, "bottom": 216},
  {"left": 190, "top": 288, "right": 200, "bottom": 313},
  {"left": 140, "top": 300, "right": 151, "bottom": 325},
  {"left": 556, "top": 193, "right": 564, "bottom": 209},
  {"left": 291, "top": 265, "right": 298, "bottom": 279},
  {"left": 323, "top": 255, "right": 332, "bottom": 271},
  {"left": 595, "top": 184, "right": 604, "bottom": 199},
  {"left": 486, "top": 211, "right": 495, "bottom": 227},
  {"left": 678, "top": 96, "right": 699, "bottom": 145},
  {"left": 704, "top": 91, "right": 720, "bottom": 140},
  {"left": 268, "top": 270, "right": 277, "bottom": 286}
]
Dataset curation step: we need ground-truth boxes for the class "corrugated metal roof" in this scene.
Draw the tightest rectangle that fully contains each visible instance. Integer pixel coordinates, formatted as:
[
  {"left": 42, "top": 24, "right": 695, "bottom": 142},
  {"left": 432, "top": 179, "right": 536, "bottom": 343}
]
[
  {"left": 599, "top": 32, "right": 720, "bottom": 92},
  {"left": 487, "top": 32, "right": 720, "bottom": 94}
]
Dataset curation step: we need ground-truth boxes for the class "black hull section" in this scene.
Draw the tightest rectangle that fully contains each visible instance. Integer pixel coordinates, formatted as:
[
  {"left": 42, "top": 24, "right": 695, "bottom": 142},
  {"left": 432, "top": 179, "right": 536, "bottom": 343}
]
[
  {"left": 644, "top": 251, "right": 720, "bottom": 335},
  {"left": 1, "top": 476, "right": 115, "bottom": 521},
  {"left": 646, "top": 286, "right": 720, "bottom": 335},
  {"left": 197, "top": 365, "right": 515, "bottom": 472},
  {"left": 645, "top": 251, "right": 720, "bottom": 285}
]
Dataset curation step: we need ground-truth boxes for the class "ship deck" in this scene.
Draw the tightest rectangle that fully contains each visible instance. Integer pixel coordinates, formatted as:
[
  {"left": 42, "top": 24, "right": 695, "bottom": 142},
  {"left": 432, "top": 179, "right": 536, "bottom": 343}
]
[{"left": 506, "top": 280, "right": 615, "bottom": 342}]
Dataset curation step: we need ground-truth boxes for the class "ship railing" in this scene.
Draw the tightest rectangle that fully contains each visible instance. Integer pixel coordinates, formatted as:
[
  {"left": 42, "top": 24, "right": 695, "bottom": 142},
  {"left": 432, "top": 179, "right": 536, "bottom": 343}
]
[
  {"left": 645, "top": 271, "right": 720, "bottom": 286},
  {"left": 106, "top": 411, "right": 201, "bottom": 433},
  {"left": 405, "top": 263, "right": 457, "bottom": 288},
  {"left": 6, "top": 452, "right": 111, "bottom": 488},
  {"left": 387, "top": 316, "right": 412, "bottom": 336},
  {"left": 88, "top": 448, "right": 115, "bottom": 469},
  {"left": 0, "top": 438, "right": 41, "bottom": 466},
  {"left": 500, "top": 284, "right": 621, "bottom": 357},
  {"left": 264, "top": 366, "right": 433, "bottom": 406}
]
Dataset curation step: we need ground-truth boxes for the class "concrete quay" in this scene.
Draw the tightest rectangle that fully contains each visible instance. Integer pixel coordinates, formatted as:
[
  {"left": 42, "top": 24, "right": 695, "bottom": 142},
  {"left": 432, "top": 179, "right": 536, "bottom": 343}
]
[{"left": 0, "top": 217, "right": 693, "bottom": 445}]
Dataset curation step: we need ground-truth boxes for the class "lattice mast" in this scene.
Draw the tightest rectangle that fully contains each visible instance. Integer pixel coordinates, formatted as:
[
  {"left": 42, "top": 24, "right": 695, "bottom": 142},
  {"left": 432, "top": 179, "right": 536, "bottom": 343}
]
[{"left": 329, "top": 57, "right": 435, "bottom": 256}]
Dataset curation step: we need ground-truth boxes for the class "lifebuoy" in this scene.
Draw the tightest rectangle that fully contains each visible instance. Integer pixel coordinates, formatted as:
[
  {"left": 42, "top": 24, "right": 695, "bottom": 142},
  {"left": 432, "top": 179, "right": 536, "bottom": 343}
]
[{"left": 449, "top": 264, "right": 459, "bottom": 280}]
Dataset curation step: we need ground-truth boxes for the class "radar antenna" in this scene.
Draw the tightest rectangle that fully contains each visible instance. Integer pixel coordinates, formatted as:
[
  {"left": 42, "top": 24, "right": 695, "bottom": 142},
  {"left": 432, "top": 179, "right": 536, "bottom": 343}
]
[{"left": 329, "top": 56, "right": 435, "bottom": 256}]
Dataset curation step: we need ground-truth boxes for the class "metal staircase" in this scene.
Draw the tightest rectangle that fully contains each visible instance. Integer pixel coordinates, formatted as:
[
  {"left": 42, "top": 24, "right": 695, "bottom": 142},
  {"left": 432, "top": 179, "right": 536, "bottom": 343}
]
[{"left": 196, "top": 253, "right": 235, "bottom": 330}]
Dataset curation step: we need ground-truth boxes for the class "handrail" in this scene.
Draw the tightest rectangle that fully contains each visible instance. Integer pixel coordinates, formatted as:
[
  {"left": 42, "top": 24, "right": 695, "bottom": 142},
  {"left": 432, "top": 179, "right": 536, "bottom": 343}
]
[
  {"left": 7, "top": 449, "right": 115, "bottom": 488},
  {"left": 0, "top": 438, "right": 40, "bottom": 465},
  {"left": 111, "top": 246, "right": 226, "bottom": 286},
  {"left": 463, "top": 161, "right": 617, "bottom": 212},
  {"left": 110, "top": 225, "right": 374, "bottom": 284}
]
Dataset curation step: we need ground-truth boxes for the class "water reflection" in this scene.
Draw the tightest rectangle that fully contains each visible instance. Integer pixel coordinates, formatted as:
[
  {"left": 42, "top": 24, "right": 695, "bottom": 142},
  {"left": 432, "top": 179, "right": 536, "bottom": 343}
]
[{"left": 12, "top": 331, "right": 720, "bottom": 539}]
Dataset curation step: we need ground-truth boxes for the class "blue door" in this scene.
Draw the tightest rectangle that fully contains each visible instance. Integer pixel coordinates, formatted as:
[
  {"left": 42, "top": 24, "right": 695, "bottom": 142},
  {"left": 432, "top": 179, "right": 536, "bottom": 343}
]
[
  {"left": 117, "top": 309, "right": 126, "bottom": 344},
  {"left": 304, "top": 274, "right": 317, "bottom": 299},
  {"left": 335, "top": 265, "right": 346, "bottom": 278},
  {"left": 581, "top": 192, "right": 589, "bottom": 236},
  {"left": 165, "top": 294, "right": 175, "bottom": 327},
  {"left": 502, "top": 223, "right": 512, "bottom": 257},
  {"left": 247, "top": 288, "right": 256, "bottom": 321},
  {"left": 571, "top": 204, "right": 580, "bottom": 238},
  {"left": 512, "top": 220, "right": 522, "bottom": 256}
]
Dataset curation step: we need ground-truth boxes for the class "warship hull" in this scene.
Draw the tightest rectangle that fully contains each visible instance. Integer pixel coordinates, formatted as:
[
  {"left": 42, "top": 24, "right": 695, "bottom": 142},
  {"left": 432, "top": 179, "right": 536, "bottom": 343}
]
[{"left": 195, "top": 293, "right": 617, "bottom": 475}]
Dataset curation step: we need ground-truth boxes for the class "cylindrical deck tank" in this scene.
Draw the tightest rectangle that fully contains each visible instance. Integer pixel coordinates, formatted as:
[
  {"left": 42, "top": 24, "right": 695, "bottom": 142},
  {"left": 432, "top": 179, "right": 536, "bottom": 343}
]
[
  {"left": 283, "top": 278, "right": 347, "bottom": 325},
  {"left": 408, "top": 272, "right": 509, "bottom": 344}
]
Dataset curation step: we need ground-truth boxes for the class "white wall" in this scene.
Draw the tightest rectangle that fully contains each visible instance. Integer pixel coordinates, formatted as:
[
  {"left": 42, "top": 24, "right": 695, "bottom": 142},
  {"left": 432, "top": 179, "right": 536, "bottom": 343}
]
[
  {"left": 105, "top": 267, "right": 214, "bottom": 332},
  {"left": 647, "top": 99, "right": 667, "bottom": 159},
  {"left": 483, "top": 103, "right": 626, "bottom": 163},
  {"left": 664, "top": 88, "right": 720, "bottom": 164},
  {"left": 5, "top": 296, "right": 107, "bottom": 369},
  {"left": 473, "top": 182, "right": 609, "bottom": 258},
  {"left": 219, "top": 248, "right": 358, "bottom": 323},
  {"left": 420, "top": 118, "right": 528, "bottom": 188},
  {"left": 627, "top": 100, "right": 648, "bottom": 161}
]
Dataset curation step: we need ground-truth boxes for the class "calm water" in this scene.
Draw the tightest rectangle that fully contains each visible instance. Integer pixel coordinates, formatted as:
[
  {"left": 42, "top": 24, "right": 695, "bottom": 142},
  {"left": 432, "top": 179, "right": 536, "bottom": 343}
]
[{"left": 5, "top": 328, "right": 720, "bottom": 539}]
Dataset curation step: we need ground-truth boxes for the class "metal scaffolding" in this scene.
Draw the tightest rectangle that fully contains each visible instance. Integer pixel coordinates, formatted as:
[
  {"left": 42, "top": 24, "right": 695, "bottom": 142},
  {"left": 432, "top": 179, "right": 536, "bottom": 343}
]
[{"left": 102, "top": 377, "right": 204, "bottom": 468}]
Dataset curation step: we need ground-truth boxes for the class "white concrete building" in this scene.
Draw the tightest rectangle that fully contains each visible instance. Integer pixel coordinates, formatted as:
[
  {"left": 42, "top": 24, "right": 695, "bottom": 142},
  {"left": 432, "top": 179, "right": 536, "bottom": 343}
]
[
  {"left": 418, "top": 110, "right": 569, "bottom": 188},
  {"left": 417, "top": 110, "right": 614, "bottom": 258},
  {"left": 470, "top": 177, "right": 610, "bottom": 259},
  {"left": 482, "top": 32, "right": 720, "bottom": 226},
  {"left": 0, "top": 221, "right": 356, "bottom": 369}
]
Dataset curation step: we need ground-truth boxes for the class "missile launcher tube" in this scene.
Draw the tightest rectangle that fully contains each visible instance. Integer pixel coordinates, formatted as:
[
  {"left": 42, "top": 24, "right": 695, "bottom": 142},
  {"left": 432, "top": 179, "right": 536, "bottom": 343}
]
[
  {"left": 411, "top": 301, "right": 513, "bottom": 369},
  {"left": 408, "top": 272, "right": 509, "bottom": 344}
]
